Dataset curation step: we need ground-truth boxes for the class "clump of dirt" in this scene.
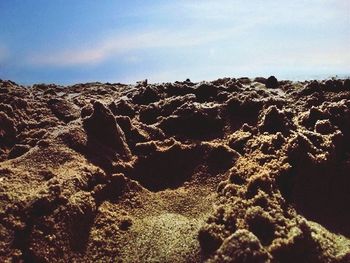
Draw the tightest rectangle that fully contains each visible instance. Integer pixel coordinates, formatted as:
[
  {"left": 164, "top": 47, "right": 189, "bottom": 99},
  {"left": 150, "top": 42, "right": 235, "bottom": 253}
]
[
  {"left": 0, "top": 112, "right": 17, "bottom": 148},
  {"left": 265, "top": 76, "right": 279, "bottom": 89},
  {"left": 82, "top": 100, "right": 132, "bottom": 159},
  {"left": 258, "top": 105, "right": 294, "bottom": 134},
  {"left": 48, "top": 98, "right": 80, "bottom": 123},
  {"left": 1, "top": 77, "right": 350, "bottom": 262}
]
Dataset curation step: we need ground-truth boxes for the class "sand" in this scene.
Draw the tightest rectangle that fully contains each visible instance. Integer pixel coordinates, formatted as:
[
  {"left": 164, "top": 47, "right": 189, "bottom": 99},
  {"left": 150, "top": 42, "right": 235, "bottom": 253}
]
[{"left": 0, "top": 77, "right": 350, "bottom": 262}]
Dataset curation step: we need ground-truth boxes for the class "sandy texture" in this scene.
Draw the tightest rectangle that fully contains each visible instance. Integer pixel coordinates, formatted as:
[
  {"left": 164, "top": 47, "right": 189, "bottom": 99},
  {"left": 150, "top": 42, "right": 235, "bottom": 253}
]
[{"left": 0, "top": 77, "right": 350, "bottom": 262}]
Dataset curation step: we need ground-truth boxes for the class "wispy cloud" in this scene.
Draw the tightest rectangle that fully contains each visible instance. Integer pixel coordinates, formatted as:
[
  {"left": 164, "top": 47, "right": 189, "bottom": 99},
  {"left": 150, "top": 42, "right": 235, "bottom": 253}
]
[
  {"left": 26, "top": 0, "right": 348, "bottom": 68},
  {"left": 6, "top": 0, "right": 348, "bottom": 85},
  {"left": 25, "top": 22, "right": 259, "bottom": 66}
]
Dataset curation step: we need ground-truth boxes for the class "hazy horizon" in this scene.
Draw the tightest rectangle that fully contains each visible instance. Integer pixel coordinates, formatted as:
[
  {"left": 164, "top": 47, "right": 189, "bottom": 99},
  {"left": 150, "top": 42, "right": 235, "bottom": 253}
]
[
  {"left": 0, "top": 1, "right": 349, "bottom": 85},
  {"left": 3, "top": 73, "right": 350, "bottom": 87}
]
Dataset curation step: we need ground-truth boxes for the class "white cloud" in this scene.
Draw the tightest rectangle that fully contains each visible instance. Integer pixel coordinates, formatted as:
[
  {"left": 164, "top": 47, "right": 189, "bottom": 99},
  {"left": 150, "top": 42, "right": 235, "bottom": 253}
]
[
  {"left": 25, "top": 21, "right": 259, "bottom": 66},
  {"left": 25, "top": 0, "right": 349, "bottom": 79}
]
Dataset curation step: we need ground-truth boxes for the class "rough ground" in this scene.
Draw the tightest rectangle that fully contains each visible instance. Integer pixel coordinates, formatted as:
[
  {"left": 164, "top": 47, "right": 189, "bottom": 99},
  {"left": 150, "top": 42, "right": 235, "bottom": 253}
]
[{"left": 0, "top": 76, "right": 350, "bottom": 262}]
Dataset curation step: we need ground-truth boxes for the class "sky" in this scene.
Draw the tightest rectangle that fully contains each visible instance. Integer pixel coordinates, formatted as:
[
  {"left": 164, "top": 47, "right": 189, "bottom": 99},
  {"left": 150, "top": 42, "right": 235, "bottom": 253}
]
[{"left": 0, "top": 0, "right": 349, "bottom": 85}]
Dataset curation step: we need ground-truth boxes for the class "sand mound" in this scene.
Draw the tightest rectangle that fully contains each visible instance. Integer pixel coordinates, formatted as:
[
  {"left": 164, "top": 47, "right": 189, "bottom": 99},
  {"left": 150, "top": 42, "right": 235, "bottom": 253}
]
[{"left": 0, "top": 77, "right": 350, "bottom": 262}]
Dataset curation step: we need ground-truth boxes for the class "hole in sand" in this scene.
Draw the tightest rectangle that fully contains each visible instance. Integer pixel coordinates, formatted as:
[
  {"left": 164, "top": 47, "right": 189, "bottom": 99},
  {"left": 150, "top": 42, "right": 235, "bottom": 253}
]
[
  {"left": 131, "top": 144, "right": 202, "bottom": 192},
  {"left": 278, "top": 157, "right": 350, "bottom": 237},
  {"left": 247, "top": 214, "right": 275, "bottom": 246}
]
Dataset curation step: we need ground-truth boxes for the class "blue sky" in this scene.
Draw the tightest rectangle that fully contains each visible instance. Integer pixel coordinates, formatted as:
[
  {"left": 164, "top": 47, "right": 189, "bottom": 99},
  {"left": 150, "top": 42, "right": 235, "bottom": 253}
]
[{"left": 0, "top": 0, "right": 349, "bottom": 85}]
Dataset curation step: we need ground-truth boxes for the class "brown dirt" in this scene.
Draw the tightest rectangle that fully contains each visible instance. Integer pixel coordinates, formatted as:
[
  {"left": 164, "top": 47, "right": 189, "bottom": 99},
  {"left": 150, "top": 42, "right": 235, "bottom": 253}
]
[{"left": 0, "top": 77, "right": 350, "bottom": 262}]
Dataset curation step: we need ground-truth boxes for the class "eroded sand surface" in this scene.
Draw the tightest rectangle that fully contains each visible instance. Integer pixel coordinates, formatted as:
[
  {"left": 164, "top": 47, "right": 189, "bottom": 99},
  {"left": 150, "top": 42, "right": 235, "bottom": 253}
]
[{"left": 0, "top": 77, "right": 350, "bottom": 262}]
